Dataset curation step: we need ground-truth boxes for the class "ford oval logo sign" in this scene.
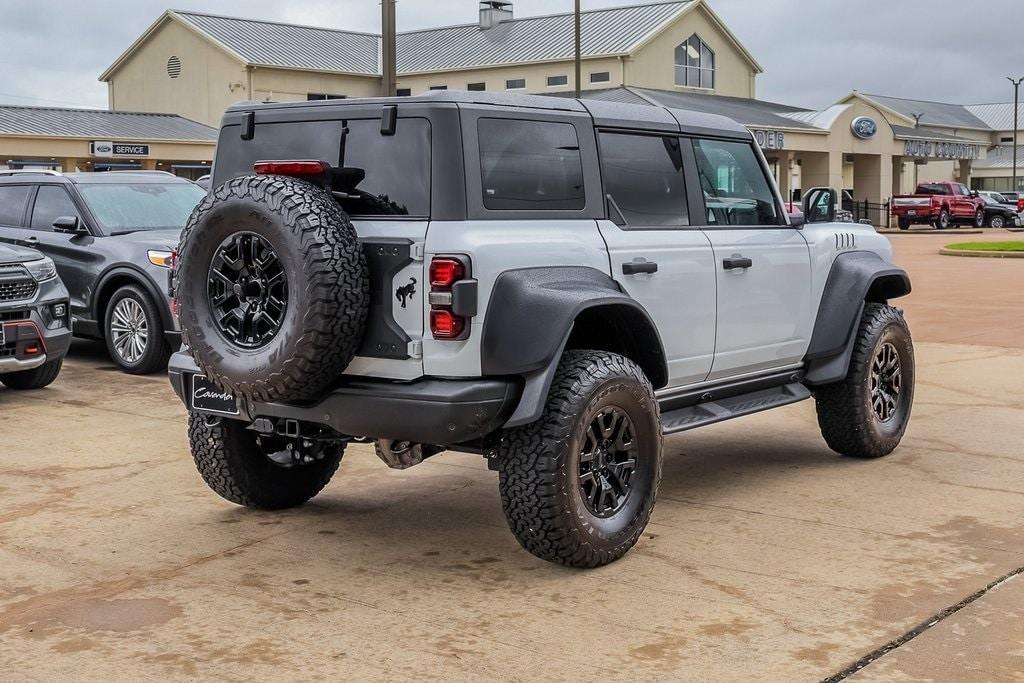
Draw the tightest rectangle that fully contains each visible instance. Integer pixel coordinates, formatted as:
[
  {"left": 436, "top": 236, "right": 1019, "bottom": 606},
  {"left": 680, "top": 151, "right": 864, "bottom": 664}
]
[{"left": 851, "top": 116, "right": 878, "bottom": 140}]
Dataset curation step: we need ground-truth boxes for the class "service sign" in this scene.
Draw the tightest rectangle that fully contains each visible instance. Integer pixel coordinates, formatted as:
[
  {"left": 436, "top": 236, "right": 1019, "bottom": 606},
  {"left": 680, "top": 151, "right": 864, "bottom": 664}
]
[
  {"left": 90, "top": 141, "right": 151, "bottom": 158},
  {"left": 752, "top": 129, "right": 785, "bottom": 151},
  {"left": 903, "top": 140, "right": 980, "bottom": 161}
]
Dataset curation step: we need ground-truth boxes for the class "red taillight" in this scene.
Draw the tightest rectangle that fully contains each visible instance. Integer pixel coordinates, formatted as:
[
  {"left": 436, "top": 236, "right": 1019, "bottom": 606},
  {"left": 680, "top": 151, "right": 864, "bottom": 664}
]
[
  {"left": 430, "top": 309, "right": 465, "bottom": 339},
  {"left": 429, "top": 258, "right": 466, "bottom": 289},
  {"left": 253, "top": 160, "right": 329, "bottom": 176}
]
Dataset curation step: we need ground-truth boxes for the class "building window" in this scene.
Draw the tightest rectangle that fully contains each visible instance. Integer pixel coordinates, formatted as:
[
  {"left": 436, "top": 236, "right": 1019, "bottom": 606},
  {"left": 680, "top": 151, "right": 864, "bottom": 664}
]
[
  {"left": 590, "top": 72, "right": 611, "bottom": 84},
  {"left": 166, "top": 55, "right": 182, "bottom": 79},
  {"left": 674, "top": 34, "right": 715, "bottom": 89},
  {"left": 505, "top": 78, "right": 527, "bottom": 90},
  {"left": 1001, "top": 136, "right": 1014, "bottom": 143},
  {"left": 396, "top": 88, "right": 412, "bottom": 97},
  {"left": 307, "top": 93, "right": 346, "bottom": 100},
  {"left": 547, "top": 75, "right": 568, "bottom": 87},
  {"left": 429, "top": 85, "right": 448, "bottom": 91},
  {"left": 467, "top": 82, "right": 486, "bottom": 91}
]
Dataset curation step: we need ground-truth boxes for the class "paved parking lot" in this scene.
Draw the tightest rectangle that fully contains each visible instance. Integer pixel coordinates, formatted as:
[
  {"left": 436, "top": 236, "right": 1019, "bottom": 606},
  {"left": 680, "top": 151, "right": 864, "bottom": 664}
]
[{"left": 1, "top": 231, "right": 1022, "bottom": 680}]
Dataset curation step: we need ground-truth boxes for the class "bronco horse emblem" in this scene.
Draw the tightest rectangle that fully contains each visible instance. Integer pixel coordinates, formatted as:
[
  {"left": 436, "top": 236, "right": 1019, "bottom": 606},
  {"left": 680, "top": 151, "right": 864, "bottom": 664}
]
[{"left": 396, "top": 277, "right": 417, "bottom": 308}]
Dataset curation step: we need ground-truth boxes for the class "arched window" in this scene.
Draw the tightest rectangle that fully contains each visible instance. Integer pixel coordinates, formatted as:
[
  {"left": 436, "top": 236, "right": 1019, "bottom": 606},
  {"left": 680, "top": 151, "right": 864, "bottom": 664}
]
[{"left": 674, "top": 34, "right": 714, "bottom": 89}]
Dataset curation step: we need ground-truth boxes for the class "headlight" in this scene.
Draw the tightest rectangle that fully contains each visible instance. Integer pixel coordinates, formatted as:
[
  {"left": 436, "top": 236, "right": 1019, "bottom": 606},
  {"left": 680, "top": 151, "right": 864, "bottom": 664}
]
[
  {"left": 148, "top": 250, "right": 174, "bottom": 268},
  {"left": 24, "top": 257, "right": 57, "bottom": 282}
]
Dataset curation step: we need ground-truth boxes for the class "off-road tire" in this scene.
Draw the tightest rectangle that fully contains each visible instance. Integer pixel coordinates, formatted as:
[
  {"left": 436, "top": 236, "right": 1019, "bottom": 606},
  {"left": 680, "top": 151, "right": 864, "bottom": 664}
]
[
  {"left": 497, "top": 350, "right": 662, "bottom": 568},
  {"left": 104, "top": 285, "right": 170, "bottom": 375},
  {"left": 0, "top": 359, "right": 62, "bottom": 390},
  {"left": 935, "top": 208, "right": 951, "bottom": 230},
  {"left": 176, "top": 174, "right": 368, "bottom": 403},
  {"left": 989, "top": 214, "right": 1005, "bottom": 229},
  {"left": 814, "top": 304, "right": 915, "bottom": 459},
  {"left": 187, "top": 412, "right": 343, "bottom": 510}
]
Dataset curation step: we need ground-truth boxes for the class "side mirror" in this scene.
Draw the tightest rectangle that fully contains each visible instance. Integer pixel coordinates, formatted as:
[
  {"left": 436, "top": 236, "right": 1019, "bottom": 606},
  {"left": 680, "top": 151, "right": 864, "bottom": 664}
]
[
  {"left": 970, "top": 190, "right": 979, "bottom": 198},
  {"left": 52, "top": 216, "right": 86, "bottom": 234},
  {"left": 802, "top": 187, "right": 837, "bottom": 224}
]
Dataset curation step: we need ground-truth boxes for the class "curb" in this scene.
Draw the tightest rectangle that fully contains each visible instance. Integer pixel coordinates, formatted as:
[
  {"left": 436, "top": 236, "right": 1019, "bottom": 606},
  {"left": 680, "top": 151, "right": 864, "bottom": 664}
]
[
  {"left": 878, "top": 229, "right": 984, "bottom": 235},
  {"left": 939, "top": 248, "right": 1024, "bottom": 259}
]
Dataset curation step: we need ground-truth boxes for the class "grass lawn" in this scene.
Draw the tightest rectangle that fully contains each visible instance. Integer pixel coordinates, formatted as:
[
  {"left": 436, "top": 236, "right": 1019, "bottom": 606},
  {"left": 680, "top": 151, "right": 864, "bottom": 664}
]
[{"left": 945, "top": 241, "right": 1024, "bottom": 252}]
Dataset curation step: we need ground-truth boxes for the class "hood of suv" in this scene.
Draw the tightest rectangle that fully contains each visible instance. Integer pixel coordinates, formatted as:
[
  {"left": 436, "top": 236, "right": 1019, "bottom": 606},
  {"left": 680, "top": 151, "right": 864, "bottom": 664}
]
[
  {"left": 0, "top": 242, "right": 44, "bottom": 265},
  {"left": 107, "top": 228, "right": 182, "bottom": 251}
]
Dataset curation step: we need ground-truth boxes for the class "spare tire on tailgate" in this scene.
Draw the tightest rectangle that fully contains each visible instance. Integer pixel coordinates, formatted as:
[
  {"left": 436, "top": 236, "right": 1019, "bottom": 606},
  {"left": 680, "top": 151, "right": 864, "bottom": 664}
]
[{"left": 176, "top": 174, "right": 369, "bottom": 403}]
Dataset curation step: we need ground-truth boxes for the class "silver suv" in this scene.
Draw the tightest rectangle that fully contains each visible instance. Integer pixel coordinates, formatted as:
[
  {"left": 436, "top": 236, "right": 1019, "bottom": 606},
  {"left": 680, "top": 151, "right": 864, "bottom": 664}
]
[{"left": 169, "top": 92, "right": 914, "bottom": 567}]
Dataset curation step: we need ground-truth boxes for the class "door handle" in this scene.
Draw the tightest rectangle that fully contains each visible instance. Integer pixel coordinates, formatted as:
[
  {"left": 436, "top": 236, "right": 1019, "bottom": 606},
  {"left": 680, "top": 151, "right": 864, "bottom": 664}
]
[
  {"left": 622, "top": 261, "right": 658, "bottom": 275},
  {"left": 723, "top": 257, "right": 753, "bottom": 270}
]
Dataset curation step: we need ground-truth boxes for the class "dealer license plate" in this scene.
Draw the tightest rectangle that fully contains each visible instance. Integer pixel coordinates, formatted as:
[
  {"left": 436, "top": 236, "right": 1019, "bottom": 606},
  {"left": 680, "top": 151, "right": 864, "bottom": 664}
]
[{"left": 190, "top": 375, "right": 239, "bottom": 416}]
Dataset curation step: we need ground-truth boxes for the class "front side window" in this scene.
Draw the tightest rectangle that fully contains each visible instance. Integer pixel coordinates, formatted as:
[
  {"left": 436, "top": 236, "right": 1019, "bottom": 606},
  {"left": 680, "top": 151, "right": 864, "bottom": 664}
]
[
  {"left": 600, "top": 132, "right": 687, "bottom": 227},
  {"left": 674, "top": 34, "right": 715, "bottom": 89},
  {"left": 692, "top": 139, "right": 779, "bottom": 226},
  {"left": 478, "top": 119, "right": 585, "bottom": 211},
  {"left": 30, "top": 186, "right": 81, "bottom": 231},
  {"left": 0, "top": 185, "right": 31, "bottom": 227},
  {"left": 77, "top": 183, "right": 206, "bottom": 233}
]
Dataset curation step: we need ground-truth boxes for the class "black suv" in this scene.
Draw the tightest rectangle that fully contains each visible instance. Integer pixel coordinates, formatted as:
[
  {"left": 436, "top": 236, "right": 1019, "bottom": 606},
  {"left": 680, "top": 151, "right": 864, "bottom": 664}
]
[
  {"left": 0, "top": 242, "right": 71, "bottom": 389},
  {"left": 0, "top": 171, "right": 206, "bottom": 373}
]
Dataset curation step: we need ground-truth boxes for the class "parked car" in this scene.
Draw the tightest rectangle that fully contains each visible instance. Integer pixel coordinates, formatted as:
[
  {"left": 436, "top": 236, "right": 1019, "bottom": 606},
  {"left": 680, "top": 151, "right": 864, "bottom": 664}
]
[
  {"left": 195, "top": 174, "right": 211, "bottom": 190},
  {"left": 0, "top": 171, "right": 206, "bottom": 373},
  {"left": 977, "top": 193, "right": 1021, "bottom": 228},
  {"left": 169, "top": 92, "right": 915, "bottom": 568},
  {"left": 0, "top": 242, "right": 71, "bottom": 389},
  {"left": 891, "top": 181, "right": 986, "bottom": 230},
  {"left": 979, "top": 190, "right": 1011, "bottom": 205}
]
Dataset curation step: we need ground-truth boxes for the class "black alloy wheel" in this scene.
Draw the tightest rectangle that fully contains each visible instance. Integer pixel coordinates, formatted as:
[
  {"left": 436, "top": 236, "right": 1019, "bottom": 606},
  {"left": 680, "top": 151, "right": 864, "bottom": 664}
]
[
  {"left": 208, "top": 232, "right": 288, "bottom": 348},
  {"left": 578, "top": 407, "right": 639, "bottom": 518}
]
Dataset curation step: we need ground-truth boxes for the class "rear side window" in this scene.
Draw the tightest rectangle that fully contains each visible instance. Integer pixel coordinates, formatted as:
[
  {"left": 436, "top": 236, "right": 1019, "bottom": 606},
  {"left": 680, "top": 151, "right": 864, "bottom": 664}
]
[
  {"left": 215, "top": 117, "right": 431, "bottom": 217},
  {"left": 692, "top": 138, "right": 779, "bottom": 226},
  {"left": 478, "top": 119, "right": 585, "bottom": 211},
  {"left": 600, "top": 132, "right": 688, "bottom": 227},
  {"left": 0, "top": 185, "right": 31, "bottom": 226},
  {"left": 30, "top": 186, "right": 81, "bottom": 231}
]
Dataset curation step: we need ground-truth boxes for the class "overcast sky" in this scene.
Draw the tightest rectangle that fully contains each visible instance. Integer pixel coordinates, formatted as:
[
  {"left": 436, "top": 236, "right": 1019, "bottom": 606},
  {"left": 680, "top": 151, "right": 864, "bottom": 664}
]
[{"left": 1, "top": 0, "right": 1021, "bottom": 112}]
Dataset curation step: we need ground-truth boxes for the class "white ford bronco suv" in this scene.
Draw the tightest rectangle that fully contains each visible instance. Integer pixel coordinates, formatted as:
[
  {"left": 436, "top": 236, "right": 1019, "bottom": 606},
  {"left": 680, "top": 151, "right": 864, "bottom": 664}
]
[{"left": 170, "top": 92, "right": 914, "bottom": 568}]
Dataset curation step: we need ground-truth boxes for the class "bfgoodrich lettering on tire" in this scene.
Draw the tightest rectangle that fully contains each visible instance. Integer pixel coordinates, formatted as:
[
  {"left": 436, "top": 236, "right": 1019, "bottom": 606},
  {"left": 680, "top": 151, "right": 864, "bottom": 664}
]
[
  {"left": 497, "top": 350, "right": 662, "bottom": 568},
  {"left": 813, "top": 303, "right": 915, "bottom": 458},
  {"left": 175, "top": 174, "right": 369, "bottom": 403}
]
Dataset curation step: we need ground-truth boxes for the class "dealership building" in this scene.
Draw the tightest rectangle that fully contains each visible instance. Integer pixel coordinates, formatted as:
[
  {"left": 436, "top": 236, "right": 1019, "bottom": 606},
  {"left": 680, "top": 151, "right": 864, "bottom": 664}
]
[{"left": 4, "top": 0, "right": 1020, "bottom": 204}]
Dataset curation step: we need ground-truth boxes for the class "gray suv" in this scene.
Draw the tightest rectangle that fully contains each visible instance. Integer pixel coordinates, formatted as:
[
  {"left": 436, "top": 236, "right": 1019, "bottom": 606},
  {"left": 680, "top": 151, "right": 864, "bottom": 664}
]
[{"left": 0, "top": 171, "right": 206, "bottom": 373}]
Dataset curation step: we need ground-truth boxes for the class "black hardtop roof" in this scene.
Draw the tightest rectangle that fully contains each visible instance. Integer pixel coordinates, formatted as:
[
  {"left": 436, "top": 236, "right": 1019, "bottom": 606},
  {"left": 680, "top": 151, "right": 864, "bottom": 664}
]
[{"left": 224, "top": 90, "right": 751, "bottom": 139}]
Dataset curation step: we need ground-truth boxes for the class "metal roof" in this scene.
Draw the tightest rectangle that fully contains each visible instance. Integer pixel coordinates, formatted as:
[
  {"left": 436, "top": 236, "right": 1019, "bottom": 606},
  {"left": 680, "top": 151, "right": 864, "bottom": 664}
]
[
  {"left": 625, "top": 87, "right": 824, "bottom": 130},
  {"left": 973, "top": 145, "right": 1024, "bottom": 170},
  {"left": 396, "top": 2, "right": 689, "bottom": 73},
  {"left": 0, "top": 105, "right": 217, "bottom": 141},
  {"left": 861, "top": 93, "right": 990, "bottom": 130},
  {"left": 889, "top": 125, "right": 980, "bottom": 143},
  {"left": 175, "top": 11, "right": 381, "bottom": 75},
  {"left": 964, "top": 102, "right": 1024, "bottom": 132},
  {"left": 170, "top": 3, "right": 691, "bottom": 76}
]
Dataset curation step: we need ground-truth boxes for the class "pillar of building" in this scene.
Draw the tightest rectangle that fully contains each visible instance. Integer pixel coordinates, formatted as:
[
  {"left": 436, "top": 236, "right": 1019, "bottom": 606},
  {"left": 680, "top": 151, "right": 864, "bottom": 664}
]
[
  {"left": 142, "top": 159, "right": 158, "bottom": 171},
  {"left": 61, "top": 158, "right": 79, "bottom": 173},
  {"left": 957, "top": 159, "right": 972, "bottom": 186},
  {"left": 800, "top": 151, "right": 844, "bottom": 195},
  {"left": 852, "top": 153, "right": 893, "bottom": 205},
  {"left": 775, "top": 151, "right": 794, "bottom": 202},
  {"left": 891, "top": 156, "right": 905, "bottom": 196}
]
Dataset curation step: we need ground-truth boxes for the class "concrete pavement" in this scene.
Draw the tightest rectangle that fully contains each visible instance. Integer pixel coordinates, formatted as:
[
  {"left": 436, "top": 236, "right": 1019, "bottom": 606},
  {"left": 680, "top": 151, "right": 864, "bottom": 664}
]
[{"left": 0, "top": 231, "right": 1022, "bottom": 681}]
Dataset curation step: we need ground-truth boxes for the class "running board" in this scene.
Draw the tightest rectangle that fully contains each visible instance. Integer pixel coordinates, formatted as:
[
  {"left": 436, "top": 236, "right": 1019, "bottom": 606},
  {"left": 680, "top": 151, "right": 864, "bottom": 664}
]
[{"left": 660, "top": 383, "right": 811, "bottom": 435}]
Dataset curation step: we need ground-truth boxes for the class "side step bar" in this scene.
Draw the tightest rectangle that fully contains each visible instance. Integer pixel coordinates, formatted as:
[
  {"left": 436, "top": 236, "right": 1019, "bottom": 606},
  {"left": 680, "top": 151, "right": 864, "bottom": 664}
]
[{"left": 660, "top": 383, "right": 811, "bottom": 435}]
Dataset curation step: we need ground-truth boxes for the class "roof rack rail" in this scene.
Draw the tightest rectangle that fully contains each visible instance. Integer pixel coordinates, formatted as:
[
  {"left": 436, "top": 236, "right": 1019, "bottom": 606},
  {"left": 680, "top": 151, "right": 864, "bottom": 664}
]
[
  {"left": 97, "top": 170, "right": 178, "bottom": 176},
  {"left": 0, "top": 169, "right": 62, "bottom": 177}
]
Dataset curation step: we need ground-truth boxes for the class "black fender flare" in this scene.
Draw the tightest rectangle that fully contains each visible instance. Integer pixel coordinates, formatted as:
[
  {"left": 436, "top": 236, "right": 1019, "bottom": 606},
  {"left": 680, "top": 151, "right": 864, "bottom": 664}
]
[
  {"left": 481, "top": 266, "right": 667, "bottom": 427},
  {"left": 803, "top": 251, "right": 911, "bottom": 386},
  {"left": 92, "top": 265, "right": 173, "bottom": 336}
]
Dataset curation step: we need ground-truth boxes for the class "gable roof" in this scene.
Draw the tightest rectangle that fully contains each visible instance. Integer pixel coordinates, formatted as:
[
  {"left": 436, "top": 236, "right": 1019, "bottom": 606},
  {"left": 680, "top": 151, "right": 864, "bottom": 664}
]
[
  {"left": 964, "top": 102, "right": 1024, "bottom": 132},
  {"left": 101, "top": 1, "right": 762, "bottom": 80},
  {"left": 0, "top": 105, "right": 216, "bottom": 142},
  {"left": 854, "top": 93, "right": 991, "bottom": 130}
]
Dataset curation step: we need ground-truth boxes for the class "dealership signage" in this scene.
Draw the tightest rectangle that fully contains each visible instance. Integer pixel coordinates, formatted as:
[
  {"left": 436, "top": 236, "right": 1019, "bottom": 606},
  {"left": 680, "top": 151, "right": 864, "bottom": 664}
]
[
  {"left": 90, "top": 141, "right": 151, "bottom": 158},
  {"left": 851, "top": 116, "right": 878, "bottom": 140},
  {"left": 903, "top": 139, "right": 980, "bottom": 160},
  {"left": 751, "top": 129, "right": 785, "bottom": 151}
]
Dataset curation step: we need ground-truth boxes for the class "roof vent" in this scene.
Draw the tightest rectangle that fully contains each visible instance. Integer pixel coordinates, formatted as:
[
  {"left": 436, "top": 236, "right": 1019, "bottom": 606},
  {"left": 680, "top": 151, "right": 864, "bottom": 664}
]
[
  {"left": 479, "top": 1, "right": 513, "bottom": 30},
  {"left": 167, "top": 56, "right": 182, "bottom": 79}
]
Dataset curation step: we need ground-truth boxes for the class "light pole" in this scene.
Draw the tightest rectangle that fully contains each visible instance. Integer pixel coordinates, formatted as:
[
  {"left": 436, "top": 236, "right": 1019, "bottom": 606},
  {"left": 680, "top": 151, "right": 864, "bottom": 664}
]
[
  {"left": 1009, "top": 77, "right": 1023, "bottom": 194},
  {"left": 382, "top": 0, "right": 397, "bottom": 97},
  {"left": 574, "top": 0, "right": 582, "bottom": 98}
]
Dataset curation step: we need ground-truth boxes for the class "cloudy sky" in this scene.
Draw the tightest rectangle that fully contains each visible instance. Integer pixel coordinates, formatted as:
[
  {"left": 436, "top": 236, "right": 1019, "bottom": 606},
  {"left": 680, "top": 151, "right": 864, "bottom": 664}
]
[{"left": 1, "top": 0, "right": 1021, "bottom": 112}]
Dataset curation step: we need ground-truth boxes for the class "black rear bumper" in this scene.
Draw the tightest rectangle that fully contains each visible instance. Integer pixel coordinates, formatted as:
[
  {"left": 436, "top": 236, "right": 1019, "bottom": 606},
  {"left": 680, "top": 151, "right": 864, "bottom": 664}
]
[{"left": 168, "top": 352, "right": 520, "bottom": 446}]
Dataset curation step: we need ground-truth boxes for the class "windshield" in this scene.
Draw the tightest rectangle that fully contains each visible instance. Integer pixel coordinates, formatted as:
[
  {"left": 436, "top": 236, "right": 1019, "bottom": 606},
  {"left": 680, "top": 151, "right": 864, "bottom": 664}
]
[
  {"left": 979, "top": 194, "right": 999, "bottom": 206},
  {"left": 77, "top": 183, "right": 206, "bottom": 233}
]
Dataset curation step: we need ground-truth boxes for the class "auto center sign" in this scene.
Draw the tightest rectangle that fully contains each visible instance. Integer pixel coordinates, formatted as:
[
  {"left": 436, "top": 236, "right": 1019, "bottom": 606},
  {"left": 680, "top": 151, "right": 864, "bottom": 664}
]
[
  {"left": 751, "top": 129, "right": 785, "bottom": 150},
  {"left": 90, "top": 141, "right": 151, "bottom": 158},
  {"left": 903, "top": 139, "right": 980, "bottom": 161}
]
